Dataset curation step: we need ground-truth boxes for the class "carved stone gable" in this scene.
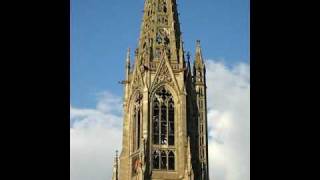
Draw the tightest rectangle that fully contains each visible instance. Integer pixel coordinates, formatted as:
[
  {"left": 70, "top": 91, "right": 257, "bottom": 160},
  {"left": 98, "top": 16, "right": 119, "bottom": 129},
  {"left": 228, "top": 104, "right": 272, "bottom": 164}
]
[
  {"left": 154, "top": 62, "right": 171, "bottom": 84},
  {"left": 151, "top": 54, "right": 179, "bottom": 92},
  {"left": 131, "top": 66, "right": 145, "bottom": 90}
]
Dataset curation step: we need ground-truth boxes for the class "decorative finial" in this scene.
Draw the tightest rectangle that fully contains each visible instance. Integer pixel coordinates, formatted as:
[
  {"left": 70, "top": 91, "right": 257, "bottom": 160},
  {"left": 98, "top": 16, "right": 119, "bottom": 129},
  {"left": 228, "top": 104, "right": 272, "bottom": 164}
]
[
  {"left": 196, "top": 40, "right": 202, "bottom": 55},
  {"left": 196, "top": 40, "right": 201, "bottom": 46},
  {"left": 126, "top": 48, "right": 130, "bottom": 61}
]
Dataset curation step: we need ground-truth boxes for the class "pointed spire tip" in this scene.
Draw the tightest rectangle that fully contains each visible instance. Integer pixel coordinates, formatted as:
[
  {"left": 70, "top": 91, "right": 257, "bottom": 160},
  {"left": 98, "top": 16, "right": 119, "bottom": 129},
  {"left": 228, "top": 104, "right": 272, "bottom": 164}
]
[{"left": 196, "top": 40, "right": 201, "bottom": 46}]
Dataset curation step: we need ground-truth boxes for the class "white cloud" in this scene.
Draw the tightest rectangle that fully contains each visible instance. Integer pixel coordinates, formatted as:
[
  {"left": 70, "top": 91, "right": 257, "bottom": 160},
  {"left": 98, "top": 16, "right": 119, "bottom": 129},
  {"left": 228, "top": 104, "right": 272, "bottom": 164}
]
[
  {"left": 206, "top": 60, "right": 250, "bottom": 180},
  {"left": 70, "top": 92, "right": 123, "bottom": 180},
  {"left": 70, "top": 60, "right": 250, "bottom": 180},
  {"left": 95, "top": 91, "right": 123, "bottom": 115}
]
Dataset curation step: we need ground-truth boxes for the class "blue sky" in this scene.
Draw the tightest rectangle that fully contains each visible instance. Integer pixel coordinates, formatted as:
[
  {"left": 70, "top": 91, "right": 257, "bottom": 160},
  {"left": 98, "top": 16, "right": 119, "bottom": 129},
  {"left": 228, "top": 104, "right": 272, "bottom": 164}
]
[{"left": 71, "top": 0, "right": 250, "bottom": 108}]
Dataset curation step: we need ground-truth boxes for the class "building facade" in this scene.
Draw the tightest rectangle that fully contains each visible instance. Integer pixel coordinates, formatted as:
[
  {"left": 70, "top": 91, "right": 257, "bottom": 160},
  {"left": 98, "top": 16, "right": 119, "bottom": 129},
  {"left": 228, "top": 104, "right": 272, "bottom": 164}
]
[{"left": 112, "top": 0, "right": 209, "bottom": 179}]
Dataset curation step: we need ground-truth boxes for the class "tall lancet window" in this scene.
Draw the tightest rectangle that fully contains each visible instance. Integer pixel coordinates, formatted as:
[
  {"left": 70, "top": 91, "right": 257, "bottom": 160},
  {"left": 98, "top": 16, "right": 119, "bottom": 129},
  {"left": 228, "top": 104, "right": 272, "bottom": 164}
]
[
  {"left": 151, "top": 87, "right": 175, "bottom": 170},
  {"left": 133, "top": 93, "right": 143, "bottom": 152},
  {"left": 168, "top": 98, "right": 174, "bottom": 145},
  {"left": 152, "top": 98, "right": 160, "bottom": 145}
]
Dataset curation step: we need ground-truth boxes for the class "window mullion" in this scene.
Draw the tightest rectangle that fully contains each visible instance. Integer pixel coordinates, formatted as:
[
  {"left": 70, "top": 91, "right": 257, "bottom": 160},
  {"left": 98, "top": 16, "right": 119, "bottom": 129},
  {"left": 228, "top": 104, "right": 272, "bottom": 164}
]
[
  {"left": 166, "top": 151, "right": 169, "bottom": 170},
  {"left": 136, "top": 108, "right": 139, "bottom": 150},
  {"left": 159, "top": 101, "right": 161, "bottom": 145},
  {"left": 138, "top": 108, "right": 140, "bottom": 149},
  {"left": 158, "top": 151, "right": 161, "bottom": 169},
  {"left": 135, "top": 108, "right": 138, "bottom": 151},
  {"left": 134, "top": 109, "right": 136, "bottom": 151},
  {"left": 166, "top": 100, "right": 169, "bottom": 146}
]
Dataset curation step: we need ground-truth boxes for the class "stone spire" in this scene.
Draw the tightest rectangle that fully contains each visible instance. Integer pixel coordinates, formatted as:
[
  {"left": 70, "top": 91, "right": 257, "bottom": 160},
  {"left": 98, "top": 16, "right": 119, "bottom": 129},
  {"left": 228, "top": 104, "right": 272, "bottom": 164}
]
[
  {"left": 122, "top": 48, "right": 131, "bottom": 103},
  {"left": 137, "top": 0, "right": 182, "bottom": 65},
  {"left": 193, "top": 40, "right": 206, "bottom": 84},
  {"left": 194, "top": 40, "right": 205, "bottom": 69},
  {"left": 179, "top": 38, "right": 186, "bottom": 66},
  {"left": 125, "top": 48, "right": 131, "bottom": 79},
  {"left": 186, "top": 51, "right": 191, "bottom": 74},
  {"left": 112, "top": 150, "right": 119, "bottom": 180},
  {"left": 192, "top": 40, "right": 209, "bottom": 180}
]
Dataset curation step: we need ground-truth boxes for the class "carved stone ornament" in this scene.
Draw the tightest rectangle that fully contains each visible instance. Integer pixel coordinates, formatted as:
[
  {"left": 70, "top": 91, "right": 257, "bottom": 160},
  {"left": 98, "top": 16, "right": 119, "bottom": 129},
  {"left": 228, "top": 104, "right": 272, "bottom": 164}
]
[
  {"left": 154, "top": 64, "right": 172, "bottom": 85},
  {"left": 140, "top": 64, "right": 145, "bottom": 74},
  {"left": 131, "top": 68, "right": 144, "bottom": 90}
]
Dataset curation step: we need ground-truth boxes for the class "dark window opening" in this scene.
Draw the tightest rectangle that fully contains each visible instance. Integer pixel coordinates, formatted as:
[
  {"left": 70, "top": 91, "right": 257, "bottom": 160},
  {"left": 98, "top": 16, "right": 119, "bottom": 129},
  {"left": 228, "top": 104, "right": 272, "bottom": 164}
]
[
  {"left": 153, "top": 135, "right": 159, "bottom": 144},
  {"left": 168, "top": 135, "right": 174, "bottom": 145},
  {"left": 153, "top": 151, "right": 160, "bottom": 169},
  {"left": 133, "top": 93, "right": 142, "bottom": 152},
  {"left": 153, "top": 99, "right": 159, "bottom": 144},
  {"left": 168, "top": 151, "right": 175, "bottom": 170},
  {"left": 161, "top": 151, "right": 167, "bottom": 170}
]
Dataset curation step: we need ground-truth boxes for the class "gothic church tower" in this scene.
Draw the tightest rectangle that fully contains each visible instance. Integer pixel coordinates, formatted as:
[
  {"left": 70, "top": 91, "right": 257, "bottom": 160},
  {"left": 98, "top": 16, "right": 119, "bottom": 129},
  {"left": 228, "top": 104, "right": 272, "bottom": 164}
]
[{"left": 113, "top": 0, "right": 209, "bottom": 179}]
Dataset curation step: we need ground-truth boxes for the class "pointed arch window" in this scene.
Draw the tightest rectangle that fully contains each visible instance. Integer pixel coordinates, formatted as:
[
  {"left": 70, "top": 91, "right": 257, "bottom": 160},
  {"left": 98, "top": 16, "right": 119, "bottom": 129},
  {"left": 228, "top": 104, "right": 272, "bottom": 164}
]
[
  {"left": 133, "top": 93, "right": 143, "bottom": 151},
  {"left": 153, "top": 150, "right": 160, "bottom": 169},
  {"left": 168, "top": 151, "right": 175, "bottom": 170},
  {"left": 161, "top": 151, "right": 167, "bottom": 169},
  {"left": 151, "top": 87, "right": 175, "bottom": 171},
  {"left": 152, "top": 87, "right": 174, "bottom": 146}
]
